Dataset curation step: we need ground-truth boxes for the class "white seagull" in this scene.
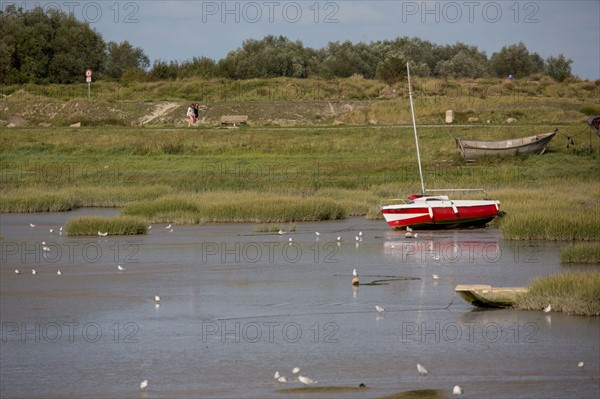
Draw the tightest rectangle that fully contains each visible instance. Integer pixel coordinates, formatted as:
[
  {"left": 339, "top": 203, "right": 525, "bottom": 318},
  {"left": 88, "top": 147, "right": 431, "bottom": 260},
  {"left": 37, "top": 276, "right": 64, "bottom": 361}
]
[
  {"left": 117, "top": 265, "right": 126, "bottom": 271},
  {"left": 15, "top": 269, "right": 20, "bottom": 274},
  {"left": 277, "top": 376, "right": 287, "bottom": 383},
  {"left": 417, "top": 363, "right": 428, "bottom": 375},
  {"left": 432, "top": 274, "right": 439, "bottom": 280},
  {"left": 289, "top": 237, "right": 293, "bottom": 242},
  {"left": 353, "top": 268, "right": 358, "bottom": 277},
  {"left": 292, "top": 367, "right": 300, "bottom": 374},
  {"left": 32, "top": 269, "right": 37, "bottom": 275},
  {"left": 358, "top": 231, "right": 363, "bottom": 236},
  {"left": 49, "top": 228, "right": 53, "bottom": 233},
  {"left": 98, "top": 231, "right": 108, "bottom": 237},
  {"left": 406, "top": 226, "right": 413, "bottom": 232},
  {"left": 453, "top": 385, "right": 463, "bottom": 395},
  {"left": 165, "top": 224, "right": 172, "bottom": 229},
  {"left": 140, "top": 379, "right": 148, "bottom": 390},
  {"left": 432, "top": 255, "right": 440, "bottom": 262},
  {"left": 413, "top": 233, "right": 419, "bottom": 238},
  {"left": 578, "top": 361, "right": 584, "bottom": 368},
  {"left": 29, "top": 223, "right": 36, "bottom": 228},
  {"left": 315, "top": 231, "right": 320, "bottom": 236},
  {"left": 278, "top": 229, "right": 285, "bottom": 235},
  {"left": 274, "top": 371, "right": 280, "bottom": 379},
  {"left": 42, "top": 246, "right": 51, "bottom": 252},
  {"left": 57, "top": 270, "right": 62, "bottom": 275},
  {"left": 543, "top": 304, "right": 552, "bottom": 313},
  {"left": 375, "top": 305, "right": 384, "bottom": 313},
  {"left": 336, "top": 236, "right": 342, "bottom": 241},
  {"left": 298, "top": 375, "right": 317, "bottom": 385},
  {"left": 155, "top": 295, "right": 161, "bottom": 303}
]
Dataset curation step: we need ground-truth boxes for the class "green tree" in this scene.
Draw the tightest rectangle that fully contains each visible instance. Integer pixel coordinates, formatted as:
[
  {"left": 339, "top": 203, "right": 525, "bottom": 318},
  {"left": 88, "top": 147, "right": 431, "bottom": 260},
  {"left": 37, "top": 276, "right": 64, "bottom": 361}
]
[
  {"left": 490, "top": 42, "right": 543, "bottom": 78},
  {"left": 104, "top": 40, "right": 149, "bottom": 80},
  {"left": 0, "top": 5, "right": 105, "bottom": 84},
  {"left": 545, "top": 54, "right": 573, "bottom": 82},
  {"left": 376, "top": 56, "right": 407, "bottom": 85},
  {"left": 48, "top": 15, "right": 105, "bottom": 83},
  {"left": 435, "top": 50, "right": 488, "bottom": 78}
]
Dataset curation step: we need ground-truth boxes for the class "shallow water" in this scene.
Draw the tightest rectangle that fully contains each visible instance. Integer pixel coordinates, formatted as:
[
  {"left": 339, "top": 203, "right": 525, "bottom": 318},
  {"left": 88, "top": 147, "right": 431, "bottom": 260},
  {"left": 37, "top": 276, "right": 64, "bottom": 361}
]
[{"left": 1, "top": 210, "right": 598, "bottom": 398}]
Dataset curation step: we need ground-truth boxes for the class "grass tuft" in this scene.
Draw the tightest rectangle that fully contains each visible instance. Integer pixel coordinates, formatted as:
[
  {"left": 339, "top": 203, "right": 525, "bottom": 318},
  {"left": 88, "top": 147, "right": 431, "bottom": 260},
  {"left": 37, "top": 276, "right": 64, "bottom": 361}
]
[
  {"left": 66, "top": 215, "right": 148, "bottom": 236},
  {"left": 515, "top": 271, "right": 600, "bottom": 316},
  {"left": 560, "top": 243, "right": 600, "bottom": 264}
]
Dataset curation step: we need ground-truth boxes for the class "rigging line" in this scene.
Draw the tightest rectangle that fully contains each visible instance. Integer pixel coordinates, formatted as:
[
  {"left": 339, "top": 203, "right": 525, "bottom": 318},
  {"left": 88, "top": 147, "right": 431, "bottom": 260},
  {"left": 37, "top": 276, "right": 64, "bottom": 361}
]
[
  {"left": 215, "top": 293, "right": 460, "bottom": 321},
  {"left": 565, "top": 125, "right": 593, "bottom": 139}
]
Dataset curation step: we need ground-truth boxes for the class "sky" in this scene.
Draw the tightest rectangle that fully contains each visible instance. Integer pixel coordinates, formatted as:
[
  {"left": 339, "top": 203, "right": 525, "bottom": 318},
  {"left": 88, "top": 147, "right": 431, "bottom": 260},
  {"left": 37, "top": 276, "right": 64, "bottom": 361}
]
[{"left": 7, "top": 0, "right": 600, "bottom": 79}]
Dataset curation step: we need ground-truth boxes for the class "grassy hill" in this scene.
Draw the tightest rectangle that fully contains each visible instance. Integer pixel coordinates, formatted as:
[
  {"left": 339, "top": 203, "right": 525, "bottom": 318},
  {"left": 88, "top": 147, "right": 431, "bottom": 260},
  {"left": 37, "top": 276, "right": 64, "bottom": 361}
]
[{"left": 1, "top": 76, "right": 598, "bottom": 127}]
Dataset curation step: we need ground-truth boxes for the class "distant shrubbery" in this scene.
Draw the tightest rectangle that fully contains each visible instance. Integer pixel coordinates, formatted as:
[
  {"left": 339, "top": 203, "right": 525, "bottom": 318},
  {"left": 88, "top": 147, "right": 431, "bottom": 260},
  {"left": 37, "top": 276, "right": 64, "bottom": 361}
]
[{"left": 1, "top": 6, "right": 575, "bottom": 85}]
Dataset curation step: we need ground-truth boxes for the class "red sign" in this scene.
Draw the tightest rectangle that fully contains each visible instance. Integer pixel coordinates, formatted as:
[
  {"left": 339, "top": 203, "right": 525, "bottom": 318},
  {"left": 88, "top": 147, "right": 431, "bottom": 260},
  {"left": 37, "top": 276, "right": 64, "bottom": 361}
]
[{"left": 85, "top": 69, "right": 92, "bottom": 77}]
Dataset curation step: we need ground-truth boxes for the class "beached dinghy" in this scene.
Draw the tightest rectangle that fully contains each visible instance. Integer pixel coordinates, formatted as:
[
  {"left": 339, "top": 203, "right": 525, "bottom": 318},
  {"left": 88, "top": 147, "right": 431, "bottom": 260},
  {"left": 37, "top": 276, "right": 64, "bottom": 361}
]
[
  {"left": 455, "top": 284, "right": 528, "bottom": 308},
  {"left": 455, "top": 130, "right": 557, "bottom": 162}
]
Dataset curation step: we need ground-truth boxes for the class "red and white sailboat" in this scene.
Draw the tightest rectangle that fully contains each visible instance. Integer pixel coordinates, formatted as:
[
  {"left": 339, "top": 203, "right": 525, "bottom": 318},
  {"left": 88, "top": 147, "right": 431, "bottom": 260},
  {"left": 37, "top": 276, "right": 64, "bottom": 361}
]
[{"left": 380, "top": 63, "right": 501, "bottom": 230}]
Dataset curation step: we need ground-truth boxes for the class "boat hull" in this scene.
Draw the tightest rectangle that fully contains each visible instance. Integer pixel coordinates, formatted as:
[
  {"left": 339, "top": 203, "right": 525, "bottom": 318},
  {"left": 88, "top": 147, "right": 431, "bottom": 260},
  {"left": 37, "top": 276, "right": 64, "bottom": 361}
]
[
  {"left": 456, "top": 131, "right": 557, "bottom": 162},
  {"left": 455, "top": 284, "right": 528, "bottom": 308},
  {"left": 380, "top": 197, "right": 500, "bottom": 230}
]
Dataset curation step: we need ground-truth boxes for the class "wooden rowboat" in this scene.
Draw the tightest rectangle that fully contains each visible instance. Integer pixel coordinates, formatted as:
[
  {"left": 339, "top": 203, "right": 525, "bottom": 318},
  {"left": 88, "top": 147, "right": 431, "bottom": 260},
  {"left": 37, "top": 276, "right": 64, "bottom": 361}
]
[
  {"left": 455, "top": 130, "right": 557, "bottom": 162},
  {"left": 455, "top": 284, "right": 528, "bottom": 308}
]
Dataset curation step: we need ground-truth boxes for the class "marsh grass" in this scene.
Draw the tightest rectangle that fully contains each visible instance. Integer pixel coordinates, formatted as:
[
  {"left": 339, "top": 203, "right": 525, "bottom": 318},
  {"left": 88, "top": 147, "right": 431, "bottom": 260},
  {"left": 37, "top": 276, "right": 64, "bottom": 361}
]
[
  {"left": 66, "top": 215, "right": 147, "bottom": 236},
  {"left": 0, "top": 189, "right": 78, "bottom": 212},
  {"left": 560, "top": 243, "right": 600, "bottom": 264},
  {"left": 0, "top": 185, "right": 172, "bottom": 212},
  {"left": 121, "top": 192, "right": 346, "bottom": 223},
  {"left": 515, "top": 271, "right": 600, "bottom": 316},
  {"left": 497, "top": 183, "right": 600, "bottom": 241}
]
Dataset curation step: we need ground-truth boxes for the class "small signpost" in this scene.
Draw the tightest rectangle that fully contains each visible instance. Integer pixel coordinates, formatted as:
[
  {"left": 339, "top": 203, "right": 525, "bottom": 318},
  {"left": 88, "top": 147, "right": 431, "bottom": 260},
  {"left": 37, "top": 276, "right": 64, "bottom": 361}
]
[{"left": 85, "top": 69, "right": 92, "bottom": 98}]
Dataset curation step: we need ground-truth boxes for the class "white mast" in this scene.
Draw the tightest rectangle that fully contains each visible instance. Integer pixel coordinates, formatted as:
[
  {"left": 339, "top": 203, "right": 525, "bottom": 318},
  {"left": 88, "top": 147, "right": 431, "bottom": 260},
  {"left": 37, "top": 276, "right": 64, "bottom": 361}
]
[{"left": 407, "top": 62, "right": 425, "bottom": 195}]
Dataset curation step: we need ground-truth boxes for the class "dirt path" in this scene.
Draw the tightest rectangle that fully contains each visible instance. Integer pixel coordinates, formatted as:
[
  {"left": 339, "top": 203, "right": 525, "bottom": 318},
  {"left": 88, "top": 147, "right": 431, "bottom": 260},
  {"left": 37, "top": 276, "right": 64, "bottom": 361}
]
[{"left": 137, "top": 102, "right": 179, "bottom": 125}]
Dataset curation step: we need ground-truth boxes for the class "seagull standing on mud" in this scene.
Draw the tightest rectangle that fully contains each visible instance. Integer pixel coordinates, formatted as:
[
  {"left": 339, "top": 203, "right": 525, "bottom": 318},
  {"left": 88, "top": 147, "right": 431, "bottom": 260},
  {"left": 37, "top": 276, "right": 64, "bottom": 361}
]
[
  {"left": 417, "top": 363, "right": 428, "bottom": 375},
  {"left": 375, "top": 305, "right": 384, "bottom": 313}
]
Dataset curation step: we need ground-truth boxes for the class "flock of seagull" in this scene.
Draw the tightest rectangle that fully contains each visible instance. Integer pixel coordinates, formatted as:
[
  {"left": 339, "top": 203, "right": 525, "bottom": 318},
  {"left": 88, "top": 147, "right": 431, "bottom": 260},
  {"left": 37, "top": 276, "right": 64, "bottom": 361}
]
[
  {"left": 270, "top": 364, "right": 463, "bottom": 395},
  {"left": 20, "top": 221, "right": 569, "bottom": 395}
]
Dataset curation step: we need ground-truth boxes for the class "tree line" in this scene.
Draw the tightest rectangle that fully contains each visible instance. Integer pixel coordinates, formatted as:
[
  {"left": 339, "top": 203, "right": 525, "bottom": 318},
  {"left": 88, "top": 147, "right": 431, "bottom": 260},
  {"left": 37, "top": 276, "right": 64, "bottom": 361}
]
[{"left": 1, "top": 5, "right": 575, "bottom": 85}]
